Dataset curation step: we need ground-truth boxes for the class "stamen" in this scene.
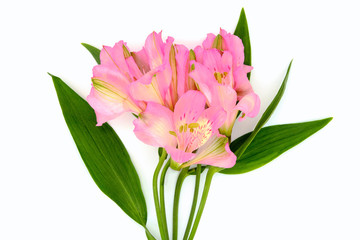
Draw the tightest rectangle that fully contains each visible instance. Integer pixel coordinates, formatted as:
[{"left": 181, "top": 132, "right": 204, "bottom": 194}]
[
  {"left": 214, "top": 72, "right": 222, "bottom": 83},
  {"left": 188, "top": 123, "right": 200, "bottom": 129}
]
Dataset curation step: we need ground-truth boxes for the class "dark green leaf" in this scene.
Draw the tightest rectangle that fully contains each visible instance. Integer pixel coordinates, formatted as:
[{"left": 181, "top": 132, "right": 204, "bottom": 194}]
[
  {"left": 81, "top": 43, "right": 101, "bottom": 64},
  {"left": 49, "top": 73, "right": 147, "bottom": 226},
  {"left": 234, "top": 8, "right": 251, "bottom": 79},
  {"left": 233, "top": 60, "right": 293, "bottom": 160},
  {"left": 221, "top": 117, "right": 332, "bottom": 174}
]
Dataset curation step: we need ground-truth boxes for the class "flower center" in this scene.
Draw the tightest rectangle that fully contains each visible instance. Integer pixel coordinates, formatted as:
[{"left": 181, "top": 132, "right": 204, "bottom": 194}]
[{"left": 214, "top": 72, "right": 228, "bottom": 84}]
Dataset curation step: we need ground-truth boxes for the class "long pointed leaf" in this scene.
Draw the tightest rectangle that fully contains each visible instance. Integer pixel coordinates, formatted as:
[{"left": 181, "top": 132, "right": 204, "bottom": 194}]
[
  {"left": 81, "top": 43, "right": 101, "bottom": 64},
  {"left": 50, "top": 73, "right": 147, "bottom": 226},
  {"left": 221, "top": 117, "right": 332, "bottom": 174},
  {"left": 234, "top": 60, "right": 292, "bottom": 160},
  {"left": 234, "top": 8, "right": 251, "bottom": 79}
]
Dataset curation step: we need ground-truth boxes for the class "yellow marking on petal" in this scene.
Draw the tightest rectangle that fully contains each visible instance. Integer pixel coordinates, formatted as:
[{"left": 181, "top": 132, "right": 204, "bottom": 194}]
[
  {"left": 181, "top": 136, "right": 228, "bottom": 168},
  {"left": 150, "top": 75, "right": 165, "bottom": 105},
  {"left": 181, "top": 118, "right": 214, "bottom": 153},
  {"left": 191, "top": 63, "right": 195, "bottom": 71},
  {"left": 169, "top": 131, "right": 177, "bottom": 136},
  {"left": 92, "top": 78, "right": 127, "bottom": 100},
  {"left": 188, "top": 123, "right": 200, "bottom": 129},
  {"left": 92, "top": 78, "right": 142, "bottom": 113},
  {"left": 183, "top": 123, "right": 188, "bottom": 132}
]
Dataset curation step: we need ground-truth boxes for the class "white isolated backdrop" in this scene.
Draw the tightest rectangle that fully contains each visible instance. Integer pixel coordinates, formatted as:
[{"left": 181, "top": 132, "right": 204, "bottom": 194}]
[{"left": 1, "top": 0, "right": 359, "bottom": 239}]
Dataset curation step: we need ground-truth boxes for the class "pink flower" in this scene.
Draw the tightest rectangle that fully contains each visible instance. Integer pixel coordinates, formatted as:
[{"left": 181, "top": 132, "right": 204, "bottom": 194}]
[
  {"left": 129, "top": 32, "right": 194, "bottom": 111},
  {"left": 133, "top": 90, "right": 236, "bottom": 168},
  {"left": 190, "top": 30, "right": 260, "bottom": 136},
  {"left": 87, "top": 41, "right": 149, "bottom": 126},
  {"left": 87, "top": 32, "right": 192, "bottom": 126}
]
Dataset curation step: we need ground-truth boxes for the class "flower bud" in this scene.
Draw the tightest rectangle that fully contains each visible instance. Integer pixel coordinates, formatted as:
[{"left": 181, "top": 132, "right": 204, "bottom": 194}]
[
  {"left": 189, "top": 49, "right": 196, "bottom": 61},
  {"left": 122, "top": 44, "right": 131, "bottom": 58},
  {"left": 212, "top": 34, "right": 223, "bottom": 51}
]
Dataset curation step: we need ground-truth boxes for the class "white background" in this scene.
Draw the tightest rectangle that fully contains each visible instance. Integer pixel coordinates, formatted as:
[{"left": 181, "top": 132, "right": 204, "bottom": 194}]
[{"left": 1, "top": 0, "right": 359, "bottom": 239}]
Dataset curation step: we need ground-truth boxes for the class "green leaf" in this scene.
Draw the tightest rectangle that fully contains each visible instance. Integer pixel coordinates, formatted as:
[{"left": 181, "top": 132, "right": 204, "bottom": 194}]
[
  {"left": 234, "top": 8, "right": 251, "bottom": 79},
  {"left": 221, "top": 117, "right": 332, "bottom": 174},
  {"left": 81, "top": 43, "right": 101, "bottom": 64},
  {"left": 233, "top": 60, "right": 293, "bottom": 160},
  {"left": 49, "top": 73, "right": 147, "bottom": 226}
]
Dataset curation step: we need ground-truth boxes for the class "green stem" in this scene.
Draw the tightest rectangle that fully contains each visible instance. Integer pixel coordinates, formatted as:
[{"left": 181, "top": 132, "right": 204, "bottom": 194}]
[
  {"left": 160, "top": 160, "right": 170, "bottom": 239},
  {"left": 172, "top": 167, "right": 189, "bottom": 240},
  {"left": 153, "top": 149, "right": 168, "bottom": 240},
  {"left": 188, "top": 166, "right": 221, "bottom": 240},
  {"left": 183, "top": 165, "right": 201, "bottom": 240}
]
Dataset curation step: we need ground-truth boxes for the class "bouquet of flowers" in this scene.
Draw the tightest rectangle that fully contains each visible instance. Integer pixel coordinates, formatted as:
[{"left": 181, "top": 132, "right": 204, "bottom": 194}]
[{"left": 49, "top": 8, "right": 331, "bottom": 239}]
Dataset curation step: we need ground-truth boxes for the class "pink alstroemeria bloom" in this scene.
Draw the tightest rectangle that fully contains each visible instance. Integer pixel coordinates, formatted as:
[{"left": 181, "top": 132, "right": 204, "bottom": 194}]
[
  {"left": 190, "top": 30, "right": 260, "bottom": 136},
  {"left": 87, "top": 41, "right": 154, "bottom": 126},
  {"left": 130, "top": 32, "right": 193, "bottom": 111},
  {"left": 133, "top": 90, "right": 236, "bottom": 168}
]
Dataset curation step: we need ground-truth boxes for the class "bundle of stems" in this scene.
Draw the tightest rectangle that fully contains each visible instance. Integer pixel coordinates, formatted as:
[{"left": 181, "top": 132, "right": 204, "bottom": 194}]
[{"left": 152, "top": 148, "right": 221, "bottom": 240}]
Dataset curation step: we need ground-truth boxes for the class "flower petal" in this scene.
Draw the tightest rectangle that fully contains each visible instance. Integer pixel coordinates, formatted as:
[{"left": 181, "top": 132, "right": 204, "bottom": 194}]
[
  {"left": 210, "top": 85, "right": 239, "bottom": 136},
  {"left": 202, "top": 49, "right": 226, "bottom": 73},
  {"left": 175, "top": 44, "right": 190, "bottom": 97},
  {"left": 89, "top": 65, "right": 144, "bottom": 125},
  {"left": 174, "top": 90, "right": 210, "bottom": 152},
  {"left": 233, "top": 66, "right": 254, "bottom": 97},
  {"left": 144, "top": 32, "right": 174, "bottom": 69},
  {"left": 220, "top": 51, "right": 235, "bottom": 87},
  {"left": 202, "top": 33, "right": 216, "bottom": 49},
  {"left": 87, "top": 87, "right": 125, "bottom": 126},
  {"left": 165, "top": 145, "right": 195, "bottom": 164},
  {"left": 129, "top": 65, "right": 170, "bottom": 105},
  {"left": 193, "top": 46, "right": 204, "bottom": 63},
  {"left": 144, "top": 31, "right": 165, "bottom": 68},
  {"left": 133, "top": 102, "right": 176, "bottom": 147},
  {"left": 211, "top": 85, "right": 237, "bottom": 112},
  {"left": 199, "top": 106, "right": 227, "bottom": 132},
  {"left": 126, "top": 56, "right": 143, "bottom": 81},
  {"left": 182, "top": 134, "right": 236, "bottom": 168},
  {"left": 189, "top": 62, "right": 217, "bottom": 103},
  {"left": 131, "top": 48, "right": 150, "bottom": 74},
  {"left": 100, "top": 41, "right": 131, "bottom": 76},
  {"left": 235, "top": 92, "right": 261, "bottom": 120},
  {"left": 174, "top": 90, "right": 206, "bottom": 127},
  {"left": 220, "top": 28, "right": 245, "bottom": 68}
]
